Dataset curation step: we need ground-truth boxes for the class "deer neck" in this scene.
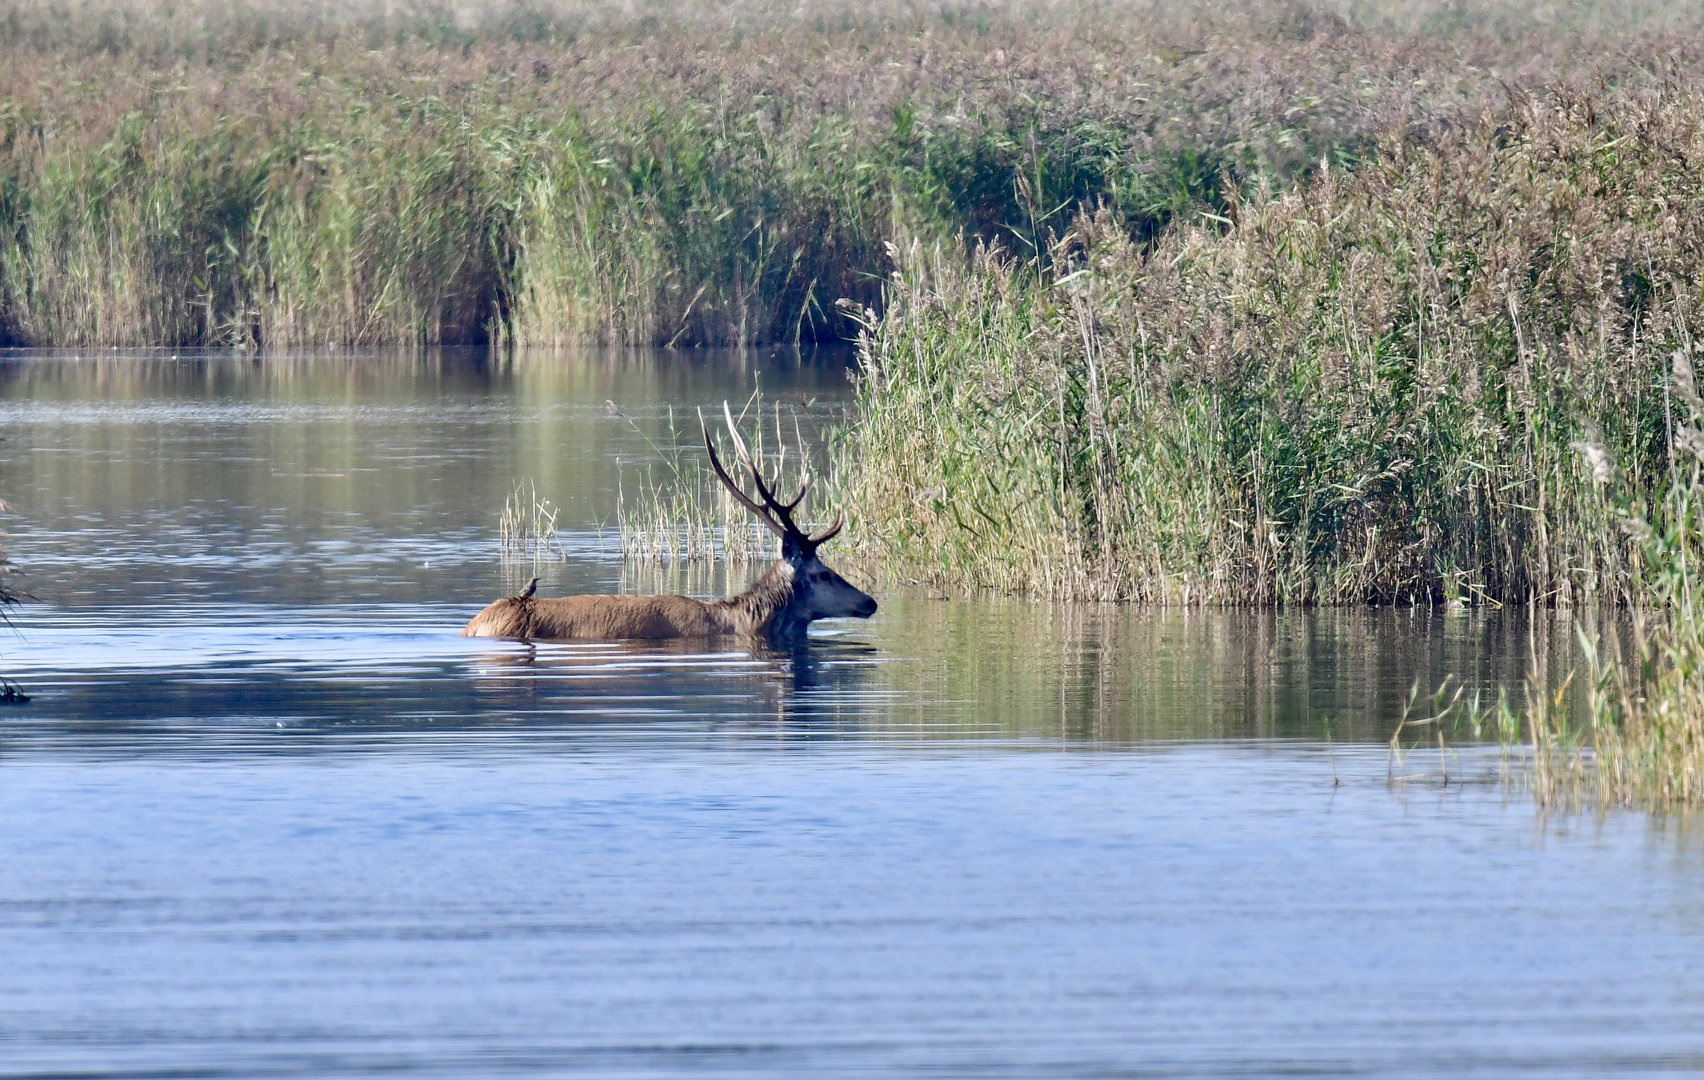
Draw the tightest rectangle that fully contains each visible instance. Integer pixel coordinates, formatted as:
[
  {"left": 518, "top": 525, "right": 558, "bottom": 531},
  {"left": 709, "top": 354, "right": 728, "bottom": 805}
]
[{"left": 713, "top": 561, "right": 805, "bottom": 644}]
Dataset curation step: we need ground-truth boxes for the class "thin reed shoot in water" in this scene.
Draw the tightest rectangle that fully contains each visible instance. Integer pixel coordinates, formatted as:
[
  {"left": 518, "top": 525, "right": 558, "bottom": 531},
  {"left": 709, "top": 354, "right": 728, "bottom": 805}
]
[
  {"left": 0, "top": 500, "right": 28, "bottom": 703},
  {"left": 498, "top": 479, "right": 564, "bottom": 564}
]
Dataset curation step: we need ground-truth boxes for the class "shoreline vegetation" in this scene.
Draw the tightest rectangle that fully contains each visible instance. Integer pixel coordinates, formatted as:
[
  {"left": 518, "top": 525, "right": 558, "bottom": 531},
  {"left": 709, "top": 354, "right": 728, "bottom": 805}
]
[
  {"left": 1, "top": 0, "right": 1696, "bottom": 350},
  {"left": 838, "top": 90, "right": 1704, "bottom": 608},
  {"left": 6, "top": 0, "right": 1704, "bottom": 803}
]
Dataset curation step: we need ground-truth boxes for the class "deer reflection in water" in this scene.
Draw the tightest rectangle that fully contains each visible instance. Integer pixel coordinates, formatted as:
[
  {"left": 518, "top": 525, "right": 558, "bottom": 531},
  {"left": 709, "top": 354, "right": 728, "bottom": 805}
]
[
  {"left": 464, "top": 405, "right": 876, "bottom": 648},
  {"left": 463, "top": 633, "right": 881, "bottom": 720}
]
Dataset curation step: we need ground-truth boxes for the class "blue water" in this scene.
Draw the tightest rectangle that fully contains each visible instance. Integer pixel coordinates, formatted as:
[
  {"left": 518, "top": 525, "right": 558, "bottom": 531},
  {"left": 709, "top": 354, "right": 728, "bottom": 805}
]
[{"left": 0, "top": 350, "right": 1700, "bottom": 1077}]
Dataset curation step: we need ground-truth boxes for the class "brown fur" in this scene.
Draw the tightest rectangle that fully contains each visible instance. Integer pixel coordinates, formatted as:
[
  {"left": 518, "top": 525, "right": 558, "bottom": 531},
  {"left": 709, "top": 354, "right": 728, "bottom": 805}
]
[
  {"left": 463, "top": 563, "right": 798, "bottom": 641},
  {"left": 466, "top": 424, "right": 878, "bottom": 645}
]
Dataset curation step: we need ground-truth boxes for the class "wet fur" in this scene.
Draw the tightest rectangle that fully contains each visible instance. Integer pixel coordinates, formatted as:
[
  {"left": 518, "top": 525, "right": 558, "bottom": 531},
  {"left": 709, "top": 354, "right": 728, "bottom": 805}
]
[{"left": 464, "top": 561, "right": 814, "bottom": 644}]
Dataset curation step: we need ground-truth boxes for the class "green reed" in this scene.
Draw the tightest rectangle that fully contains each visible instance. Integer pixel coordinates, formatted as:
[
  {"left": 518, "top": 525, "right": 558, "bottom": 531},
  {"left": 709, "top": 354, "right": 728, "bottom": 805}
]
[
  {"left": 6, "top": 0, "right": 1695, "bottom": 348},
  {"left": 1501, "top": 347, "right": 1704, "bottom": 809},
  {"left": 838, "top": 86, "right": 1704, "bottom": 610}
]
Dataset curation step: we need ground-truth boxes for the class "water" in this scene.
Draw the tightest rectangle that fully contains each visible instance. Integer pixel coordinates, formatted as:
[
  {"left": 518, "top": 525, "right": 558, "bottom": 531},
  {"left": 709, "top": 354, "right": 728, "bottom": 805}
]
[{"left": 1, "top": 349, "right": 1701, "bottom": 1078}]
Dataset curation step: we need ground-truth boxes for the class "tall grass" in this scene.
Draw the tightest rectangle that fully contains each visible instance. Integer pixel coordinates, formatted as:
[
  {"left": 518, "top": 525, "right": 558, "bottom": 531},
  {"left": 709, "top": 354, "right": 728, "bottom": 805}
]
[
  {"left": 615, "top": 397, "right": 822, "bottom": 564},
  {"left": 839, "top": 84, "right": 1704, "bottom": 607},
  {"left": 4, "top": 0, "right": 1697, "bottom": 347},
  {"left": 1508, "top": 347, "right": 1704, "bottom": 808}
]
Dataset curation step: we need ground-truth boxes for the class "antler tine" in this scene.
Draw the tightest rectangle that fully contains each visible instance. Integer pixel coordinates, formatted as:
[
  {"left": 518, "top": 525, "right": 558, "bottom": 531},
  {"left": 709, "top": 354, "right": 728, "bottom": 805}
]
[
  {"left": 811, "top": 514, "right": 843, "bottom": 546},
  {"left": 781, "top": 472, "right": 812, "bottom": 512},
  {"left": 700, "top": 409, "right": 787, "bottom": 540}
]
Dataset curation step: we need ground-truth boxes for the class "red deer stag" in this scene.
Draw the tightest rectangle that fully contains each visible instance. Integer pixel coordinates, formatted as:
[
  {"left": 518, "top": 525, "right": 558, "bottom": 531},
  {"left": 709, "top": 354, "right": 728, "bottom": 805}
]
[{"left": 463, "top": 407, "right": 876, "bottom": 646}]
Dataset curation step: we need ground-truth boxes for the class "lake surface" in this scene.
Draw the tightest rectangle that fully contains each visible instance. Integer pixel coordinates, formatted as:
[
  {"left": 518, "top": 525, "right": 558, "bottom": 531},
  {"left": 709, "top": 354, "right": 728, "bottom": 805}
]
[{"left": 1, "top": 349, "right": 1701, "bottom": 1078}]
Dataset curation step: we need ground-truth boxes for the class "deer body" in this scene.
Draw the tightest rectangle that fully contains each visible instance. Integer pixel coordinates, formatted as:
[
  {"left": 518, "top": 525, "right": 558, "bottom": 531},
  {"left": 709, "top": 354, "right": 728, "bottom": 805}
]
[
  {"left": 463, "top": 407, "right": 876, "bottom": 646},
  {"left": 463, "top": 558, "right": 873, "bottom": 646},
  {"left": 463, "top": 591, "right": 736, "bottom": 641}
]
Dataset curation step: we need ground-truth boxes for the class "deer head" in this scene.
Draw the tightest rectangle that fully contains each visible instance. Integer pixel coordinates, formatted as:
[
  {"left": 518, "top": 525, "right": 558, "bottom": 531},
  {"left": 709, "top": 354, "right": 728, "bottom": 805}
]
[{"left": 702, "top": 404, "right": 877, "bottom": 627}]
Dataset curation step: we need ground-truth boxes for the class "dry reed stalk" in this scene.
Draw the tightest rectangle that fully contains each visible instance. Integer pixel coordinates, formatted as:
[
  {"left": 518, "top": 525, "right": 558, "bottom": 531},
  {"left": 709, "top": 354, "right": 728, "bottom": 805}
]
[
  {"left": 0, "top": 500, "right": 18, "bottom": 616},
  {"left": 498, "top": 479, "right": 565, "bottom": 564},
  {"left": 0, "top": 500, "right": 26, "bottom": 703}
]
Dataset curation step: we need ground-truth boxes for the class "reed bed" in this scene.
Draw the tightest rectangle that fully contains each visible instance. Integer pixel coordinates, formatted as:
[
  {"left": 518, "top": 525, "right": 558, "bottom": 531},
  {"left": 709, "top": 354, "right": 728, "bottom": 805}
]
[
  {"left": 839, "top": 85, "right": 1704, "bottom": 609},
  {"left": 1508, "top": 349, "right": 1704, "bottom": 809},
  {"left": 4, "top": 0, "right": 1696, "bottom": 347},
  {"left": 817, "top": 62, "right": 1704, "bottom": 805},
  {"left": 13, "top": 0, "right": 1704, "bottom": 798}
]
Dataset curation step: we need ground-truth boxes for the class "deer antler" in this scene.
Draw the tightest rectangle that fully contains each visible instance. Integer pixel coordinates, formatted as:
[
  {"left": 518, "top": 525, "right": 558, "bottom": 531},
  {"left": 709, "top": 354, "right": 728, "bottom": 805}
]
[
  {"left": 700, "top": 403, "right": 842, "bottom": 551},
  {"left": 701, "top": 409, "right": 786, "bottom": 540}
]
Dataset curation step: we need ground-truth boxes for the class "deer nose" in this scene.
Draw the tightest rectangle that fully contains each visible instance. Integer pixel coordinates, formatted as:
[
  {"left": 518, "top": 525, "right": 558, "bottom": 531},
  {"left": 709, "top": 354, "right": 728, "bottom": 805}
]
[{"left": 855, "top": 595, "right": 878, "bottom": 618}]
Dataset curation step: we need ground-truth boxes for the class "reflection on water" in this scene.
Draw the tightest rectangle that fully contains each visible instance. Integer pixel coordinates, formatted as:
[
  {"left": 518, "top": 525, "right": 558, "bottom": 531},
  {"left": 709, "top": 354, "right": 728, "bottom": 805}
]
[
  {"left": 0, "top": 597, "right": 1583, "bottom": 749},
  {"left": 0, "top": 346, "right": 1583, "bottom": 748},
  {"left": 0, "top": 349, "right": 1701, "bottom": 1078},
  {"left": 0, "top": 347, "right": 853, "bottom": 608}
]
